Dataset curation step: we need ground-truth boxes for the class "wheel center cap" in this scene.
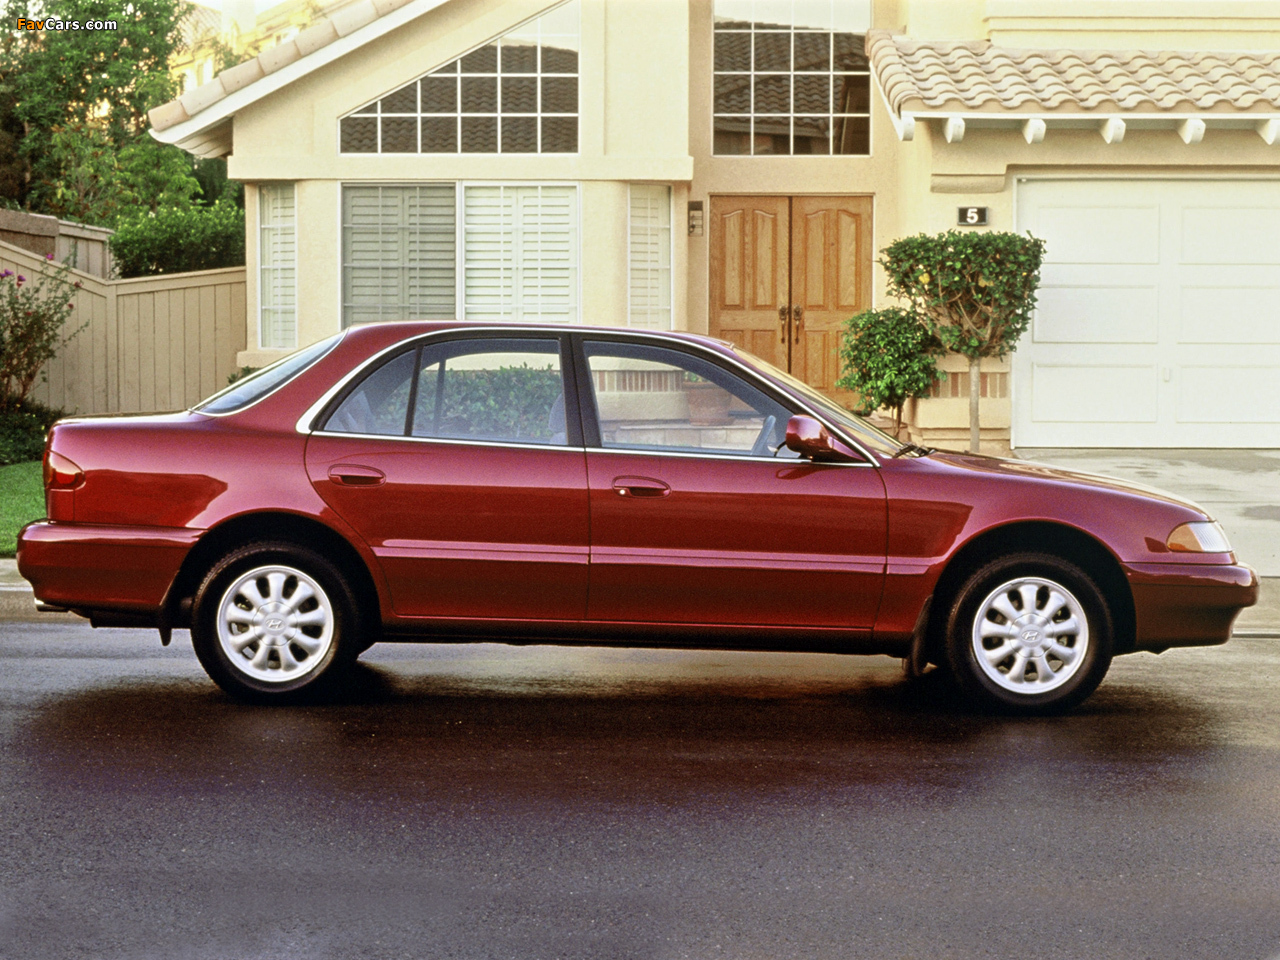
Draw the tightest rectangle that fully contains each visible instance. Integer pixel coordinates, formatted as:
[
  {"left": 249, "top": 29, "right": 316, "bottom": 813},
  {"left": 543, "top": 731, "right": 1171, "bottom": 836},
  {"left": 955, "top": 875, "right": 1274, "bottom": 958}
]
[
  {"left": 1020, "top": 628, "right": 1043, "bottom": 649},
  {"left": 256, "top": 602, "right": 291, "bottom": 640}
]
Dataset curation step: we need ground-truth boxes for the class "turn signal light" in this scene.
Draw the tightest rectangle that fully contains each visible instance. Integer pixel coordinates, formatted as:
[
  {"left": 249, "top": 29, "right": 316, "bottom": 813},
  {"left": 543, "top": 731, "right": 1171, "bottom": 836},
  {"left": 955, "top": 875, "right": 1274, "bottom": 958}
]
[
  {"left": 43, "top": 450, "right": 83, "bottom": 489},
  {"left": 1166, "top": 520, "right": 1231, "bottom": 554}
]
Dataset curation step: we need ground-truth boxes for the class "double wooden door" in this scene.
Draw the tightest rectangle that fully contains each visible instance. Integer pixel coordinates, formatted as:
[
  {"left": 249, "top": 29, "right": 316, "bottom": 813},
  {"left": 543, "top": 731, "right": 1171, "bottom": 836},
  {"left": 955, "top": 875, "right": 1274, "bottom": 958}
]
[{"left": 709, "top": 196, "right": 872, "bottom": 404}]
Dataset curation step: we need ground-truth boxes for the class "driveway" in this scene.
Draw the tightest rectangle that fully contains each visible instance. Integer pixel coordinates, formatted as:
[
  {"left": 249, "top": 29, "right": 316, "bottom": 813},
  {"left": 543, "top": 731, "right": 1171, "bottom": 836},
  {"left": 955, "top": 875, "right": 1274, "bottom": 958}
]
[{"left": 1018, "top": 447, "right": 1280, "bottom": 632}]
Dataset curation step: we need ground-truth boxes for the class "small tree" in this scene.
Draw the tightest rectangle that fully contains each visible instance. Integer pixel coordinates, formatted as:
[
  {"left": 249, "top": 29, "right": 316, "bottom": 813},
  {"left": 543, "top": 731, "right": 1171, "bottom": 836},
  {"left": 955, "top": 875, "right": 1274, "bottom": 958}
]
[
  {"left": 880, "top": 230, "right": 1046, "bottom": 453},
  {"left": 0, "top": 256, "right": 85, "bottom": 407},
  {"left": 836, "top": 307, "right": 944, "bottom": 436}
]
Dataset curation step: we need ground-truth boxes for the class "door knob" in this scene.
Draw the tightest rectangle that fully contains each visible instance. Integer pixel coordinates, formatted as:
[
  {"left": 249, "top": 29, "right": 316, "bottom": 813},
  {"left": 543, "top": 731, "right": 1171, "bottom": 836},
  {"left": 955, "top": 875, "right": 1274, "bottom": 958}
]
[
  {"left": 778, "top": 305, "right": 788, "bottom": 342},
  {"left": 792, "top": 305, "right": 804, "bottom": 342}
]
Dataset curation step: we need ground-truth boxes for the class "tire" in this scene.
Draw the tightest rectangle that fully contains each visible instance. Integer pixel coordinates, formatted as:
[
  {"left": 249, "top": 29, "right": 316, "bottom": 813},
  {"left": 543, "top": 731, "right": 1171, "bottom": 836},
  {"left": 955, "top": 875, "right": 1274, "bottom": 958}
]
[
  {"left": 191, "top": 541, "right": 361, "bottom": 703},
  {"left": 943, "top": 552, "right": 1114, "bottom": 714}
]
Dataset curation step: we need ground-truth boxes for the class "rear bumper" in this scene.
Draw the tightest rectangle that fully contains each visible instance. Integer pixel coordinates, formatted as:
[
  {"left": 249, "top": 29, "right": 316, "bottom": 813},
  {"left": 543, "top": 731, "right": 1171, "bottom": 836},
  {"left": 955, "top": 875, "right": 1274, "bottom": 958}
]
[
  {"left": 16, "top": 521, "right": 198, "bottom": 615},
  {"left": 1126, "top": 561, "right": 1258, "bottom": 652}
]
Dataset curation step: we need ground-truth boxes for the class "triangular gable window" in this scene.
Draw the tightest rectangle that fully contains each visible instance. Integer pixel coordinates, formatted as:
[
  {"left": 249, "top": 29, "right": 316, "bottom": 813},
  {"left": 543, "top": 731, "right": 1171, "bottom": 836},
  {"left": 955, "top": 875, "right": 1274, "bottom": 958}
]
[{"left": 340, "top": 0, "right": 579, "bottom": 154}]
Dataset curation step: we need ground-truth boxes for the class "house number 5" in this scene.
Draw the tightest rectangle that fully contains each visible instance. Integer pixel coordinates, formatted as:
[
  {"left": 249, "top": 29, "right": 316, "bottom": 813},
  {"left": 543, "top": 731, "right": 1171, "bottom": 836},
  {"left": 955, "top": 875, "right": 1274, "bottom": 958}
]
[{"left": 958, "top": 206, "right": 988, "bottom": 226}]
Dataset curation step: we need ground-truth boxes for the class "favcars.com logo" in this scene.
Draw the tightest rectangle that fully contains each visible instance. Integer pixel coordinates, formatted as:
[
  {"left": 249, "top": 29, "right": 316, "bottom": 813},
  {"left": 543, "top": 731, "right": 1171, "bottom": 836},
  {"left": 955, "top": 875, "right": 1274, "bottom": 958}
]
[{"left": 16, "top": 17, "right": 117, "bottom": 29}]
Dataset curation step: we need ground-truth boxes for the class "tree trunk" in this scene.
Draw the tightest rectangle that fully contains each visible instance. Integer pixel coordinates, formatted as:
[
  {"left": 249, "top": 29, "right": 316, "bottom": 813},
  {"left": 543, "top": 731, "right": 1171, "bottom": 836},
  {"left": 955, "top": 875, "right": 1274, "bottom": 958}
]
[{"left": 969, "top": 354, "right": 981, "bottom": 454}]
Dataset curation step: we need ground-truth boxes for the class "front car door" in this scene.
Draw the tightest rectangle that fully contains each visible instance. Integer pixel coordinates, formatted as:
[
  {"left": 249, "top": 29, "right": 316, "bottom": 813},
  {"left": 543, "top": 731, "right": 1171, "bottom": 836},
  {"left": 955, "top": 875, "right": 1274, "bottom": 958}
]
[
  {"left": 305, "top": 333, "right": 589, "bottom": 623},
  {"left": 575, "top": 335, "right": 887, "bottom": 638}
]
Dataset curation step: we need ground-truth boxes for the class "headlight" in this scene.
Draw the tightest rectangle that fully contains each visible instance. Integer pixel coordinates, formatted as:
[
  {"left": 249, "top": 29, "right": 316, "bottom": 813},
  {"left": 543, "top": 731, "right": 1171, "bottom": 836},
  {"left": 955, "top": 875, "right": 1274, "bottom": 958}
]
[{"left": 1166, "top": 521, "right": 1232, "bottom": 554}]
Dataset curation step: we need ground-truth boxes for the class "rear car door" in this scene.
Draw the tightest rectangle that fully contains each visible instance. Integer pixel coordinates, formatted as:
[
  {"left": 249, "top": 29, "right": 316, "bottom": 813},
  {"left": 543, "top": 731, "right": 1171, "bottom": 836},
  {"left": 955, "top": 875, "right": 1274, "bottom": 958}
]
[
  {"left": 305, "top": 334, "right": 589, "bottom": 622},
  {"left": 576, "top": 336, "right": 887, "bottom": 633}
]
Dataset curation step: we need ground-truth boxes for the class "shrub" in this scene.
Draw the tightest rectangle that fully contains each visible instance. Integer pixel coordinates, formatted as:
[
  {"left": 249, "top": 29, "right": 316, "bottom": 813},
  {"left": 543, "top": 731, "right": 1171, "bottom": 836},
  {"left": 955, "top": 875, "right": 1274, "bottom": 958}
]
[
  {"left": 434, "top": 365, "right": 563, "bottom": 442},
  {"left": 110, "top": 200, "right": 245, "bottom": 278},
  {"left": 879, "top": 230, "right": 1046, "bottom": 452},
  {"left": 227, "top": 365, "right": 260, "bottom": 386},
  {"left": 836, "top": 307, "right": 944, "bottom": 435},
  {"left": 0, "top": 257, "right": 85, "bottom": 406},
  {"left": 0, "top": 393, "right": 66, "bottom": 465}
]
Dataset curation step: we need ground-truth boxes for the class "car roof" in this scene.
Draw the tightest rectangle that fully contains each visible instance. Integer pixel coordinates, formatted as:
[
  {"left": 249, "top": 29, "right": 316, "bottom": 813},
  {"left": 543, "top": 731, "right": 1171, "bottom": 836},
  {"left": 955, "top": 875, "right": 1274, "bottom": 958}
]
[{"left": 337, "top": 320, "right": 739, "bottom": 355}]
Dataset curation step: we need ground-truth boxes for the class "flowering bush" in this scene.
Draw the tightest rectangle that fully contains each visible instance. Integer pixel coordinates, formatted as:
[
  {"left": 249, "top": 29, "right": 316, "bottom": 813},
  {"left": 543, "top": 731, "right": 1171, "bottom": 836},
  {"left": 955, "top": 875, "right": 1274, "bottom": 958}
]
[{"left": 0, "top": 255, "right": 85, "bottom": 409}]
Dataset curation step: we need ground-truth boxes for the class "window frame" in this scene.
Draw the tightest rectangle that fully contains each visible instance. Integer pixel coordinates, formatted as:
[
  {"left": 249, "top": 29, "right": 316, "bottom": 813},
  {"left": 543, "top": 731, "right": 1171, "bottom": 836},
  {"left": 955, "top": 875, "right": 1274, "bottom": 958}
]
[
  {"left": 627, "top": 184, "right": 674, "bottom": 331},
  {"left": 710, "top": 5, "right": 872, "bottom": 158},
  {"left": 310, "top": 330, "right": 583, "bottom": 449},
  {"left": 258, "top": 182, "right": 298, "bottom": 349}
]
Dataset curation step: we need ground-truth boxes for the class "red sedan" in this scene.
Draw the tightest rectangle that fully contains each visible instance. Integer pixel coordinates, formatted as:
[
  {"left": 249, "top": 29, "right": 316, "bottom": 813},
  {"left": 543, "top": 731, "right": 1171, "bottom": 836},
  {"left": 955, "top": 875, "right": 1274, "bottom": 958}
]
[{"left": 17, "top": 322, "right": 1257, "bottom": 712}]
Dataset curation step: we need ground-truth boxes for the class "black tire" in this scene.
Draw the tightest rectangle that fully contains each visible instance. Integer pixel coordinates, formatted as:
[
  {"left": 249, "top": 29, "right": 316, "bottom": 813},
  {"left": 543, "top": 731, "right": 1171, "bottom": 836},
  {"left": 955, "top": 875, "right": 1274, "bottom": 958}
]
[
  {"left": 191, "top": 541, "right": 362, "bottom": 703},
  {"left": 943, "top": 552, "right": 1114, "bottom": 714}
]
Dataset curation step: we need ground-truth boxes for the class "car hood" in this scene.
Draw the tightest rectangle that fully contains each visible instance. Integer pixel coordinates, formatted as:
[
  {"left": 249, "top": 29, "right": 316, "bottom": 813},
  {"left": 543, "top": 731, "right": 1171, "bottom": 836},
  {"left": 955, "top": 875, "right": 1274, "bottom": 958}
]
[{"left": 924, "top": 451, "right": 1211, "bottom": 517}]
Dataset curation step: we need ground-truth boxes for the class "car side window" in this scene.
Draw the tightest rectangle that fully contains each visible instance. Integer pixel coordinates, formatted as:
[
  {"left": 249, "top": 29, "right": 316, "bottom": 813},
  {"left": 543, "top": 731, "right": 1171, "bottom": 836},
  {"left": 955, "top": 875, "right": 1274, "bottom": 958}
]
[
  {"left": 411, "top": 339, "right": 567, "bottom": 445},
  {"left": 582, "top": 340, "right": 796, "bottom": 456},
  {"left": 323, "top": 349, "right": 415, "bottom": 436}
]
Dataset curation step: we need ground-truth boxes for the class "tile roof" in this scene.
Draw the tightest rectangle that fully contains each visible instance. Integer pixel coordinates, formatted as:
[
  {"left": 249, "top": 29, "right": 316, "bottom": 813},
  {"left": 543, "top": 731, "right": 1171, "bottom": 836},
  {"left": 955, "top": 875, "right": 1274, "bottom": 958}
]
[
  {"left": 867, "top": 28, "right": 1280, "bottom": 116},
  {"left": 149, "top": 0, "right": 418, "bottom": 132}
]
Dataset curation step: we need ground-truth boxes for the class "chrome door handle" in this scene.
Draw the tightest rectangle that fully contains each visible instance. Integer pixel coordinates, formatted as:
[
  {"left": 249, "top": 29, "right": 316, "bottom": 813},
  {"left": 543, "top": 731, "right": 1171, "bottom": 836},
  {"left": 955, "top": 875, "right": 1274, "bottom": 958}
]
[
  {"left": 612, "top": 476, "right": 671, "bottom": 498},
  {"left": 329, "top": 464, "right": 385, "bottom": 486}
]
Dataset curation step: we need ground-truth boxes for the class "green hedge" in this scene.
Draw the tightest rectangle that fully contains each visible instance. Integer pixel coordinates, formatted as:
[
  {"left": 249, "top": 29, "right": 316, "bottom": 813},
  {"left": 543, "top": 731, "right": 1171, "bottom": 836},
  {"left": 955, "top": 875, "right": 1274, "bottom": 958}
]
[
  {"left": 110, "top": 200, "right": 245, "bottom": 278},
  {"left": 0, "top": 395, "right": 65, "bottom": 466}
]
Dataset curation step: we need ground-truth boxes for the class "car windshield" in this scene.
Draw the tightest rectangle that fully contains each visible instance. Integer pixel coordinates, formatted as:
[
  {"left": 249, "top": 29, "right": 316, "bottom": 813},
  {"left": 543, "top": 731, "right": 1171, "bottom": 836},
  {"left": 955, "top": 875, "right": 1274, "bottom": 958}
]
[
  {"left": 734, "top": 347, "right": 905, "bottom": 457},
  {"left": 194, "top": 333, "right": 345, "bottom": 415}
]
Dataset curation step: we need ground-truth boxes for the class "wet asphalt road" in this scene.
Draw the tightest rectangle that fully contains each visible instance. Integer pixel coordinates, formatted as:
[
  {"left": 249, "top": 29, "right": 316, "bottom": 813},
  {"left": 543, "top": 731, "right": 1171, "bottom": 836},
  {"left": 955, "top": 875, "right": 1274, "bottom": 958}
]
[{"left": 1, "top": 624, "right": 1279, "bottom": 960}]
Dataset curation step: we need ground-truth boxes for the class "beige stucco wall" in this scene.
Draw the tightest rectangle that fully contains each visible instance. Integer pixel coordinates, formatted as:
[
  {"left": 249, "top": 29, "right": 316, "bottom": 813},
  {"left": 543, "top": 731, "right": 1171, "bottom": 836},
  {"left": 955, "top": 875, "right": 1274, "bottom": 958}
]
[{"left": 230, "top": 0, "right": 694, "bottom": 365}]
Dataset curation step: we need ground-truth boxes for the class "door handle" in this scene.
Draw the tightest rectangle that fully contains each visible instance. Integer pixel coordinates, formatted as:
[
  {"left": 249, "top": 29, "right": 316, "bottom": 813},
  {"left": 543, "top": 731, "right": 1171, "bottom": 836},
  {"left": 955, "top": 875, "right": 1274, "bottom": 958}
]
[
  {"left": 329, "top": 464, "right": 385, "bottom": 486},
  {"left": 778, "top": 305, "right": 788, "bottom": 343},
  {"left": 612, "top": 476, "right": 671, "bottom": 498},
  {"left": 792, "top": 305, "right": 804, "bottom": 343}
]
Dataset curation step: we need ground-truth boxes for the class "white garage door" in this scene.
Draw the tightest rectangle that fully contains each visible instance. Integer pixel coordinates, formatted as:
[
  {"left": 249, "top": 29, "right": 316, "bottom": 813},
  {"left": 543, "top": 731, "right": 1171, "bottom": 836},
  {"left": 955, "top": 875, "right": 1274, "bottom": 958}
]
[{"left": 1013, "top": 178, "right": 1280, "bottom": 447}]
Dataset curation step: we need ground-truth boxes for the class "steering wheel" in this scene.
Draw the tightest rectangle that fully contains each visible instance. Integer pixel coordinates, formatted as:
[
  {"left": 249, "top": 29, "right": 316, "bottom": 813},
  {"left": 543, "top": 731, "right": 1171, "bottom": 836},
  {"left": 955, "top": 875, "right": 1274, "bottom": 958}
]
[{"left": 750, "top": 415, "right": 777, "bottom": 457}]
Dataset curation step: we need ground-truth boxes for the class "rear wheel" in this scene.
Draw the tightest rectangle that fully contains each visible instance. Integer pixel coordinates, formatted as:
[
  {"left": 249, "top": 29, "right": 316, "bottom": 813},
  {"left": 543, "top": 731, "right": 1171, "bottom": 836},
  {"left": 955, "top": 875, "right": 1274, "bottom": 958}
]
[
  {"left": 944, "top": 553, "right": 1114, "bottom": 714},
  {"left": 191, "top": 542, "right": 360, "bottom": 703}
]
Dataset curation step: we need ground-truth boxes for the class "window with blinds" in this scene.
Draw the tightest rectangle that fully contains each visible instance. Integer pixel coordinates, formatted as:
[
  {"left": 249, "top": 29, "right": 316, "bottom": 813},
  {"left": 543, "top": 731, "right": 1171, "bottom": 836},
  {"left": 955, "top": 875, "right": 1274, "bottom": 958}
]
[
  {"left": 340, "top": 183, "right": 580, "bottom": 326},
  {"left": 259, "top": 183, "right": 297, "bottom": 349},
  {"left": 463, "top": 185, "right": 578, "bottom": 322},
  {"left": 342, "top": 185, "right": 457, "bottom": 324},
  {"left": 628, "top": 185, "right": 672, "bottom": 330}
]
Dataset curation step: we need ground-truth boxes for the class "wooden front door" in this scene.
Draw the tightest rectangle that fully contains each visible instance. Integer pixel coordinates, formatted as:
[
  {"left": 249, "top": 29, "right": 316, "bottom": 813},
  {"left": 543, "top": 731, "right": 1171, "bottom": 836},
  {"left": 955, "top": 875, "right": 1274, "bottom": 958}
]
[{"left": 709, "top": 196, "right": 872, "bottom": 404}]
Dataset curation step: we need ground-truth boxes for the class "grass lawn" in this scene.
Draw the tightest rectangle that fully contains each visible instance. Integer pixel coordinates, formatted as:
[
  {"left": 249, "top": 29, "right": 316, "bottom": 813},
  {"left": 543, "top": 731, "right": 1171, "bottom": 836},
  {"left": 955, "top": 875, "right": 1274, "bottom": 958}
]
[{"left": 0, "top": 461, "right": 43, "bottom": 557}]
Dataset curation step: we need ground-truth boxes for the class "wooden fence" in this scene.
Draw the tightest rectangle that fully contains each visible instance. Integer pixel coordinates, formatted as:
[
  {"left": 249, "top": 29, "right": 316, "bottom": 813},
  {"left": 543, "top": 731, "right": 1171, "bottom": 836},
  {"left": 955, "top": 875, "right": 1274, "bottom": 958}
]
[{"left": 0, "top": 239, "right": 246, "bottom": 415}]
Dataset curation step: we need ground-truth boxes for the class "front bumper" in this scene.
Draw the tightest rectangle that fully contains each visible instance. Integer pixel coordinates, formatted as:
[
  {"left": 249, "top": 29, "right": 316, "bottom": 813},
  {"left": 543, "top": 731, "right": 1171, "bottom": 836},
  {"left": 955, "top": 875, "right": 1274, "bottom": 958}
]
[
  {"left": 17, "top": 521, "right": 199, "bottom": 615},
  {"left": 1126, "top": 561, "right": 1258, "bottom": 652}
]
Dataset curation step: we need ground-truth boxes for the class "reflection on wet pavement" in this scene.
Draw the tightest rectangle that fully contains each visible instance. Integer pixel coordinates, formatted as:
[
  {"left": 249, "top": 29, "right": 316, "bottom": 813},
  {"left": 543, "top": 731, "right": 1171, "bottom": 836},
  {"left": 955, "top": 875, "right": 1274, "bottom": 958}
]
[{"left": 2, "top": 626, "right": 1280, "bottom": 960}]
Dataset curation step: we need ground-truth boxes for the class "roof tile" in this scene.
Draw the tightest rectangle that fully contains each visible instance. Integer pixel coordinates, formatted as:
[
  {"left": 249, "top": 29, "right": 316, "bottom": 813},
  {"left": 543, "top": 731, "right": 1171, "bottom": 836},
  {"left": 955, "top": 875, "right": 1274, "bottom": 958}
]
[{"left": 867, "top": 28, "right": 1280, "bottom": 116}]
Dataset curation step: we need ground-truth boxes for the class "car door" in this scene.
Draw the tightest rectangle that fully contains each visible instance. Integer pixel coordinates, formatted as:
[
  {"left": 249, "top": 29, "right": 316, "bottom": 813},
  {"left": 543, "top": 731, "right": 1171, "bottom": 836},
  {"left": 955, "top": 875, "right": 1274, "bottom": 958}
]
[
  {"left": 305, "top": 334, "right": 589, "bottom": 622},
  {"left": 576, "top": 336, "right": 887, "bottom": 632}
]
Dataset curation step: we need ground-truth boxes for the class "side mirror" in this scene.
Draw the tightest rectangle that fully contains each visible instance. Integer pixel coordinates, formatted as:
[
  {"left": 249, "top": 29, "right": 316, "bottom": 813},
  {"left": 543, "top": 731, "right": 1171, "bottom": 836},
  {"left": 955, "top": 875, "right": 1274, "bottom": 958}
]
[{"left": 784, "top": 415, "right": 863, "bottom": 463}]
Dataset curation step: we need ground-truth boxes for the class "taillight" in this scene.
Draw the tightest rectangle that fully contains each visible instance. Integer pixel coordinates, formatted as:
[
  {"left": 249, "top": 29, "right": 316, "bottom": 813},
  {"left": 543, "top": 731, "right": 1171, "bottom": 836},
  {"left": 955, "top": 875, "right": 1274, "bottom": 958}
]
[{"left": 43, "top": 450, "right": 83, "bottom": 489}]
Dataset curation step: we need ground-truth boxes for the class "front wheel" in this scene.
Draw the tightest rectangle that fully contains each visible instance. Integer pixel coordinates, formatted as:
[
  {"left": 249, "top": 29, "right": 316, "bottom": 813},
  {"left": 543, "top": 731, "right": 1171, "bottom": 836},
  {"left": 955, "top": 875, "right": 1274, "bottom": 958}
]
[
  {"left": 191, "top": 542, "right": 360, "bottom": 703},
  {"left": 943, "top": 553, "right": 1114, "bottom": 714}
]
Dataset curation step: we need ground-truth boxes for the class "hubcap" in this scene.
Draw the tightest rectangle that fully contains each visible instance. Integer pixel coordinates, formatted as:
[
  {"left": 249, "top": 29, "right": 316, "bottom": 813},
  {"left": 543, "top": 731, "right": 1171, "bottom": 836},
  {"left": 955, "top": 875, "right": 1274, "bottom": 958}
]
[
  {"left": 216, "top": 565, "right": 334, "bottom": 684},
  {"left": 971, "top": 576, "right": 1089, "bottom": 695}
]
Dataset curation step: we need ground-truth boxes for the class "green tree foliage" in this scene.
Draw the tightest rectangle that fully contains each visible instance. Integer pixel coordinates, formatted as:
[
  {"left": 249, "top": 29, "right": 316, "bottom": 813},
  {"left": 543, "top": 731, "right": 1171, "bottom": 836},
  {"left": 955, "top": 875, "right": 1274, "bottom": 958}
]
[
  {"left": 32, "top": 120, "right": 121, "bottom": 223},
  {"left": 879, "top": 230, "right": 1046, "bottom": 452},
  {"left": 5, "top": 0, "right": 189, "bottom": 165},
  {"left": 118, "top": 136, "right": 202, "bottom": 213},
  {"left": 109, "top": 200, "right": 245, "bottom": 277},
  {"left": 836, "top": 307, "right": 944, "bottom": 436},
  {"left": 0, "top": 257, "right": 85, "bottom": 406}
]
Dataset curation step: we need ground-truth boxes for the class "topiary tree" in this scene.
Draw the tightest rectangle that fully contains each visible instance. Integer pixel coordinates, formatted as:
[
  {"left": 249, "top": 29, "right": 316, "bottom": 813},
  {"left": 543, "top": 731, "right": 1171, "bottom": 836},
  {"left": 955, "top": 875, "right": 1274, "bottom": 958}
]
[
  {"left": 836, "top": 307, "right": 944, "bottom": 437},
  {"left": 879, "top": 230, "right": 1046, "bottom": 453}
]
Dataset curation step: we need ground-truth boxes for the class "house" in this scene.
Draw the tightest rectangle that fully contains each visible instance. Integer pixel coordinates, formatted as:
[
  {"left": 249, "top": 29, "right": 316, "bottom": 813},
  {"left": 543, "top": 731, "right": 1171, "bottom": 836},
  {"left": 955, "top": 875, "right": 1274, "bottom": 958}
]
[{"left": 149, "top": 0, "right": 1280, "bottom": 451}]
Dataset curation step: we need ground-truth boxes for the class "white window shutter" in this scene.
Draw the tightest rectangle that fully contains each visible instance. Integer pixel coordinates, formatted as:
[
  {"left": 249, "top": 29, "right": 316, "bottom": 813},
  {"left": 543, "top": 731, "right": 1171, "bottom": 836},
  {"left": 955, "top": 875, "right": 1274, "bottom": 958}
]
[
  {"left": 463, "top": 185, "right": 578, "bottom": 322},
  {"left": 628, "top": 184, "right": 672, "bottom": 330},
  {"left": 259, "top": 183, "right": 297, "bottom": 348}
]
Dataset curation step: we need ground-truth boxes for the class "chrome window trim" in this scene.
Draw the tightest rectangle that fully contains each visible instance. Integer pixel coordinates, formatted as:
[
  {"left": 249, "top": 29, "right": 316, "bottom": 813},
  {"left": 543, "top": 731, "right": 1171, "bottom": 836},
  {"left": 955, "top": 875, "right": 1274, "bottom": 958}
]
[
  {"left": 302, "top": 430, "right": 578, "bottom": 453},
  {"left": 295, "top": 324, "right": 882, "bottom": 465},
  {"left": 296, "top": 328, "right": 568, "bottom": 437},
  {"left": 584, "top": 446, "right": 874, "bottom": 467}
]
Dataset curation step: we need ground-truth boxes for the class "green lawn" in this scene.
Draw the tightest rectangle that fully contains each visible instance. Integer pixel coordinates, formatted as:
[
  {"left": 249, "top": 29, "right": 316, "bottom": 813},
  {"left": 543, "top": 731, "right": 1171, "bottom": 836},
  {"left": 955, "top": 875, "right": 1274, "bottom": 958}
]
[{"left": 0, "top": 461, "right": 44, "bottom": 557}]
